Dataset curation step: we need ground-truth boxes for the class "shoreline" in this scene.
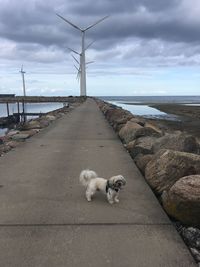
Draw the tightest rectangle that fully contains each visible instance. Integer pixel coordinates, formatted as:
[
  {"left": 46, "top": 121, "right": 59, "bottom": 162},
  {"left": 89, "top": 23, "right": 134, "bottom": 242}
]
[
  {"left": 149, "top": 104, "right": 200, "bottom": 139},
  {"left": 111, "top": 101, "right": 200, "bottom": 139}
]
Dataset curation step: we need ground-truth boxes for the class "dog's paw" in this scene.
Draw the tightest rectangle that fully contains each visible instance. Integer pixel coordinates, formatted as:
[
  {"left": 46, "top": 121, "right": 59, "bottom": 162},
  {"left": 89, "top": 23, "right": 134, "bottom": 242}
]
[
  {"left": 115, "top": 198, "right": 119, "bottom": 203},
  {"left": 108, "top": 200, "right": 114, "bottom": 204}
]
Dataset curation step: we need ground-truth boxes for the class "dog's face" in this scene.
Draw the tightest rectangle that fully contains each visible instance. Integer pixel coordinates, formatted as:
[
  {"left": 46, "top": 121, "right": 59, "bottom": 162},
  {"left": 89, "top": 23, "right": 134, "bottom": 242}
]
[{"left": 109, "top": 175, "right": 126, "bottom": 190}]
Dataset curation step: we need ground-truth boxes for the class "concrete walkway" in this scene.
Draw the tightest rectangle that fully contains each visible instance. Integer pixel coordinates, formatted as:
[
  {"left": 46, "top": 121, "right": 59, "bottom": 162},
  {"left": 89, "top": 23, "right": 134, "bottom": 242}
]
[{"left": 0, "top": 99, "right": 196, "bottom": 266}]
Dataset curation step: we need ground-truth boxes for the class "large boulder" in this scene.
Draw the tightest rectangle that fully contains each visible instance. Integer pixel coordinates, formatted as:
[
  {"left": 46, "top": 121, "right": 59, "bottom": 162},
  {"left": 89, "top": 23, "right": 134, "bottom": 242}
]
[
  {"left": 129, "top": 117, "right": 145, "bottom": 126},
  {"left": 37, "top": 119, "right": 49, "bottom": 128},
  {"left": 11, "top": 133, "right": 30, "bottom": 141},
  {"left": 162, "top": 175, "right": 200, "bottom": 227},
  {"left": 0, "top": 144, "right": 11, "bottom": 155},
  {"left": 153, "top": 133, "right": 199, "bottom": 154},
  {"left": 19, "top": 130, "right": 38, "bottom": 137},
  {"left": 128, "top": 136, "right": 156, "bottom": 158},
  {"left": 144, "top": 122, "right": 163, "bottom": 134},
  {"left": 112, "top": 115, "right": 134, "bottom": 131},
  {"left": 145, "top": 149, "right": 200, "bottom": 194},
  {"left": 106, "top": 108, "right": 132, "bottom": 123},
  {"left": 132, "top": 126, "right": 162, "bottom": 140},
  {"left": 134, "top": 154, "right": 154, "bottom": 175},
  {"left": 119, "top": 121, "right": 143, "bottom": 143},
  {"left": 6, "top": 130, "right": 20, "bottom": 136},
  {"left": 23, "top": 120, "right": 42, "bottom": 130},
  {"left": 113, "top": 122, "right": 127, "bottom": 132},
  {"left": 6, "top": 141, "right": 20, "bottom": 148},
  {"left": 101, "top": 105, "right": 112, "bottom": 115},
  {"left": 119, "top": 119, "right": 162, "bottom": 144},
  {"left": 45, "top": 115, "right": 56, "bottom": 121}
]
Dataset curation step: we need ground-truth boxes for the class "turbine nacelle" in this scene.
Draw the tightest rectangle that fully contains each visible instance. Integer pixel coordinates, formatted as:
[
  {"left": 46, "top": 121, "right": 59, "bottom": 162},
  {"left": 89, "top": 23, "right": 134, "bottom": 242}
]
[{"left": 20, "top": 65, "right": 26, "bottom": 74}]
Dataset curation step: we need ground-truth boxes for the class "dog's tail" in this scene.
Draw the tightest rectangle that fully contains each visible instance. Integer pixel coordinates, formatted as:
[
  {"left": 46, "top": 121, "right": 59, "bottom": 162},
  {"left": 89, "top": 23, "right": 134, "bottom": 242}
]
[{"left": 79, "top": 169, "right": 98, "bottom": 187}]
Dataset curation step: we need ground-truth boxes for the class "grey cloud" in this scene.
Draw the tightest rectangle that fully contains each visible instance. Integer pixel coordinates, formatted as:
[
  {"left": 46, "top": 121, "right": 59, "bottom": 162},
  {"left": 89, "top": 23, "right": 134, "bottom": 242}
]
[
  {"left": 68, "top": 0, "right": 179, "bottom": 15},
  {"left": 1, "top": 0, "right": 200, "bottom": 47},
  {"left": 0, "top": 0, "right": 200, "bottom": 68}
]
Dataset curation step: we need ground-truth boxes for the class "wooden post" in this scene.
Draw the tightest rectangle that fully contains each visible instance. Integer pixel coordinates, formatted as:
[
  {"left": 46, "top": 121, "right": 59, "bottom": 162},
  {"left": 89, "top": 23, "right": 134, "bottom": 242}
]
[
  {"left": 6, "top": 102, "right": 9, "bottom": 117},
  {"left": 17, "top": 101, "right": 20, "bottom": 122},
  {"left": 22, "top": 99, "right": 26, "bottom": 123}
]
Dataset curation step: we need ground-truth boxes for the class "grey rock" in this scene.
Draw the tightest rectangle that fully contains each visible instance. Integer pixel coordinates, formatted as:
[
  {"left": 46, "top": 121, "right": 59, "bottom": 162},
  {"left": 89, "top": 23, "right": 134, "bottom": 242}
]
[
  {"left": 162, "top": 175, "right": 200, "bottom": 227},
  {"left": 11, "top": 133, "right": 30, "bottom": 141},
  {"left": 153, "top": 133, "right": 199, "bottom": 154},
  {"left": 128, "top": 136, "right": 156, "bottom": 158},
  {"left": 45, "top": 115, "right": 56, "bottom": 121},
  {"left": 119, "top": 121, "right": 143, "bottom": 143},
  {"left": 134, "top": 154, "right": 154, "bottom": 175},
  {"left": 181, "top": 227, "right": 200, "bottom": 249},
  {"left": 145, "top": 150, "right": 200, "bottom": 194},
  {"left": 6, "top": 130, "right": 20, "bottom": 136},
  {"left": 190, "top": 248, "right": 200, "bottom": 262},
  {"left": 133, "top": 127, "right": 162, "bottom": 140}
]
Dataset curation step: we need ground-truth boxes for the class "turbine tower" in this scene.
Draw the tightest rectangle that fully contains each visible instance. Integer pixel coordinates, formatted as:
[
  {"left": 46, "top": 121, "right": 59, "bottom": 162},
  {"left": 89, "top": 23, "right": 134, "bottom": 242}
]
[
  {"left": 56, "top": 13, "right": 108, "bottom": 96},
  {"left": 19, "top": 65, "right": 26, "bottom": 97},
  {"left": 68, "top": 42, "right": 94, "bottom": 84},
  {"left": 19, "top": 65, "right": 26, "bottom": 122}
]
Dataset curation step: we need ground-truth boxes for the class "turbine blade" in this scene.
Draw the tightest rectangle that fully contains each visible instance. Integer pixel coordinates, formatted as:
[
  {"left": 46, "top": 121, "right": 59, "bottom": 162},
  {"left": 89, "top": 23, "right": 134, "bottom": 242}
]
[
  {"left": 76, "top": 71, "right": 80, "bottom": 80},
  {"left": 84, "top": 15, "right": 109, "bottom": 31},
  {"left": 56, "top": 13, "right": 82, "bottom": 31},
  {"left": 76, "top": 66, "right": 81, "bottom": 81},
  {"left": 71, "top": 54, "right": 80, "bottom": 65},
  {"left": 67, "top": 47, "right": 80, "bottom": 55},
  {"left": 85, "top": 41, "right": 95, "bottom": 51},
  {"left": 86, "top": 61, "right": 94, "bottom": 65},
  {"left": 74, "top": 64, "right": 80, "bottom": 72}
]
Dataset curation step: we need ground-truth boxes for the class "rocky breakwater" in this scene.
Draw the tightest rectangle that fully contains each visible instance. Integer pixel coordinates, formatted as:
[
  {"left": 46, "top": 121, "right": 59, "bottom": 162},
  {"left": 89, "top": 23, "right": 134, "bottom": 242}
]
[
  {"left": 96, "top": 99, "right": 200, "bottom": 263},
  {"left": 0, "top": 100, "right": 84, "bottom": 157}
]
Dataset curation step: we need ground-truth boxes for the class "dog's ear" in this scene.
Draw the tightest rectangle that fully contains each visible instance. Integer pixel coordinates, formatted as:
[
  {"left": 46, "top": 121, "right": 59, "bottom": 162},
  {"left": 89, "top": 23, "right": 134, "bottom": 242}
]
[
  {"left": 122, "top": 178, "right": 126, "bottom": 185},
  {"left": 119, "top": 175, "right": 126, "bottom": 185}
]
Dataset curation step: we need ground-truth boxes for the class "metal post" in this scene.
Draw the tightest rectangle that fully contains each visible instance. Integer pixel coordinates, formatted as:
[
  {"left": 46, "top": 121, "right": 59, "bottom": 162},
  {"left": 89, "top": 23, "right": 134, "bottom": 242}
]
[
  {"left": 20, "top": 66, "right": 26, "bottom": 122},
  {"left": 6, "top": 102, "right": 10, "bottom": 117},
  {"left": 81, "top": 31, "right": 86, "bottom": 96},
  {"left": 17, "top": 101, "right": 20, "bottom": 123},
  {"left": 22, "top": 99, "right": 26, "bottom": 123},
  {"left": 21, "top": 71, "right": 26, "bottom": 98}
]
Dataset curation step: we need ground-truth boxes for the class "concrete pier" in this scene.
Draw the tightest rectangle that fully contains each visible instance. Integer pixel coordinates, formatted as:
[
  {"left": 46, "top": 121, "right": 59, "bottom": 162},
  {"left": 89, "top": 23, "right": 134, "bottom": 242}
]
[{"left": 0, "top": 99, "right": 196, "bottom": 266}]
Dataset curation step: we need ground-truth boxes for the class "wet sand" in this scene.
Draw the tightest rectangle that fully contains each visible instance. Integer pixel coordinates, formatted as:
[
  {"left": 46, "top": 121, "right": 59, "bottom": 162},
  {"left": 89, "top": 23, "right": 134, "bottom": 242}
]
[{"left": 148, "top": 104, "right": 200, "bottom": 139}]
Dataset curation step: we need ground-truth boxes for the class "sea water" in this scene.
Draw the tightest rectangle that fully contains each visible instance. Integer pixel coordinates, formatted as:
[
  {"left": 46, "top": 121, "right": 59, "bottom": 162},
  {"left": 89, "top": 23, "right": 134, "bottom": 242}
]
[
  {"left": 100, "top": 96, "right": 200, "bottom": 119},
  {"left": 0, "top": 102, "right": 65, "bottom": 118}
]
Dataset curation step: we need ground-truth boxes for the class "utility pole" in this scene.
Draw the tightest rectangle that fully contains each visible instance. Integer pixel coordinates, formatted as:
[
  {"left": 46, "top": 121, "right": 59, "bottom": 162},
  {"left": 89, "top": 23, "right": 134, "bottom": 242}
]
[{"left": 19, "top": 65, "right": 26, "bottom": 122}]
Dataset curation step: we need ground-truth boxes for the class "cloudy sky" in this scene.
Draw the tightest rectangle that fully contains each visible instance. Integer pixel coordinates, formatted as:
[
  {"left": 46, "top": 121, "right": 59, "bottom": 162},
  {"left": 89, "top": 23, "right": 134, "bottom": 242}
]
[{"left": 0, "top": 0, "right": 200, "bottom": 96}]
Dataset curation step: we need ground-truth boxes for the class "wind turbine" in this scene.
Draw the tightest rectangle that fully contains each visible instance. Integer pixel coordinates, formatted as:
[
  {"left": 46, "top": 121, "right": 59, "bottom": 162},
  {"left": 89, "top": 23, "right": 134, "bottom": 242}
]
[
  {"left": 19, "top": 65, "right": 26, "bottom": 97},
  {"left": 68, "top": 42, "right": 94, "bottom": 83},
  {"left": 71, "top": 52, "right": 94, "bottom": 84},
  {"left": 56, "top": 13, "right": 109, "bottom": 96},
  {"left": 19, "top": 65, "right": 27, "bottom": 122}
]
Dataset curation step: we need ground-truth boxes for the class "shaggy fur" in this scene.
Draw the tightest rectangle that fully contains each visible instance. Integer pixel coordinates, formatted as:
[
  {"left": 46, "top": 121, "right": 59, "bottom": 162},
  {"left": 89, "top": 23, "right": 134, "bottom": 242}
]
[{"left": 79, "top": 169, "right": 126, "bottom": 204}]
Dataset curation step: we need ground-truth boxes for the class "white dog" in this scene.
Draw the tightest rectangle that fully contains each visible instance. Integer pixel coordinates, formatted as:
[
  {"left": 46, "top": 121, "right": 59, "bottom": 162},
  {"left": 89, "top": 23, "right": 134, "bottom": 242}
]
[{"left": 79, "top": 169, "right": 126, "bottom": 204}]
